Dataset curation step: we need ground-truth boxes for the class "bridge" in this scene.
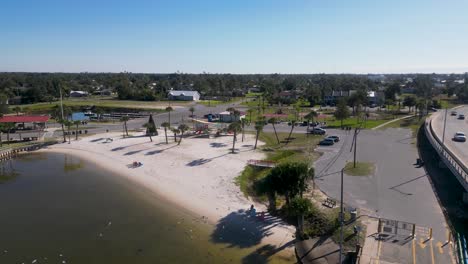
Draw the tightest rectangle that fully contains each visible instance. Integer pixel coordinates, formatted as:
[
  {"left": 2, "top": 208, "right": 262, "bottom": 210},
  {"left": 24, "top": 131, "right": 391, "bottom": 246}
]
[{"left": 425, "top": 106, "right": 468, "bottom": 203}]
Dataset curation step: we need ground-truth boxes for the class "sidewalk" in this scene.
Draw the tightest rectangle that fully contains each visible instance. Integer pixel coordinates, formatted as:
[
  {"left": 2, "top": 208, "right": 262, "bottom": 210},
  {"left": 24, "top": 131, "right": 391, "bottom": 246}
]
[{"left": 359, "top": 216, "right": 381, "bottom": 264}]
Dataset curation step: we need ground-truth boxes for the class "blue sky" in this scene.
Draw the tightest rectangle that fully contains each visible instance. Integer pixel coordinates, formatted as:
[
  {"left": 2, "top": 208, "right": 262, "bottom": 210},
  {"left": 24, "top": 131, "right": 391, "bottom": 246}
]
[{"left": 1, "top": 0, "right": 467, "bottom": 73}]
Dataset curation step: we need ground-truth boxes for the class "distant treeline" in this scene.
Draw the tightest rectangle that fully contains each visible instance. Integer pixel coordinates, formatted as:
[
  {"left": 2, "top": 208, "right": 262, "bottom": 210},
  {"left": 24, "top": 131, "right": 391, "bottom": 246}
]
[{"left": 0, "top": 72, "right": 467, "bottom": 105}]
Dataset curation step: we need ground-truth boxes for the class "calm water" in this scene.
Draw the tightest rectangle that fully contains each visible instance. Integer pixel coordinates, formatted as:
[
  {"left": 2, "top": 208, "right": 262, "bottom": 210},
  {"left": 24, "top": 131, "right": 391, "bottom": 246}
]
[{"left": 0, "top": 153, "right": 293, "bottom": 264}]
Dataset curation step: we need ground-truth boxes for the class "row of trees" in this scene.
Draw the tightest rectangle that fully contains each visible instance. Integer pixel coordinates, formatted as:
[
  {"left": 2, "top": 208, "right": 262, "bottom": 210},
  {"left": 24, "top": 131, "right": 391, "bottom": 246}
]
[{"left": 2, "top": 72, "right": 466, "bottom": 104}]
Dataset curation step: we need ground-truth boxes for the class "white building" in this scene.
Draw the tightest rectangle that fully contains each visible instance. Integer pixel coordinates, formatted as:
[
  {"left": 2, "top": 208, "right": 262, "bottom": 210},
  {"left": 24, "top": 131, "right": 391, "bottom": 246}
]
[
  {"left": 168, "top": 90, "right": 200, "bottom": 101},
  {"left": 70, "top": 90, "right": 89, "bottom": 97}
]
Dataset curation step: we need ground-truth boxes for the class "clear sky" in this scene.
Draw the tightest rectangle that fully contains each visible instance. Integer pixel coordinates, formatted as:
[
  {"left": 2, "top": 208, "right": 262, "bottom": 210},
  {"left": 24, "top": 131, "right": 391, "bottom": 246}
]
[{"left": 1, "top": 0, "right": 467, "bottom": 74}]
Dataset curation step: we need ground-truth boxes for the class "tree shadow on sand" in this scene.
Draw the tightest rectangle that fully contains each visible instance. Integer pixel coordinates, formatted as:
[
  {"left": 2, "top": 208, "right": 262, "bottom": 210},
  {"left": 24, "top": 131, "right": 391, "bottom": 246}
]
[
  {"left": 187, "top": 158, "right": 212, "bottom": 166},
  {"left": 124, "top": 150, "right": 143, "bottom": 156},
  {"left": 210, "top": 142, "right": 228, "bottom": 148},
  {"left": 145, "top": 150, "right": 164, "bottom": 155},
  {"left": 210, "top": 209, "right": 284, "bottom": 248},
  {"left": 111, "top": 146, "right": 126, "bottom": 151},
  {"left": 211, "top": 210, "right": 295, "bottom": 263}
]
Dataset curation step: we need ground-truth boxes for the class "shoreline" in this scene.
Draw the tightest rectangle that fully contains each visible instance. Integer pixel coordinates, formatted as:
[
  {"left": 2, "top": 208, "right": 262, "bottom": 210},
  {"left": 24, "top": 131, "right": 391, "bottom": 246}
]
[{"left": 41, "top": 132, "right": 296, "bottom": 254}]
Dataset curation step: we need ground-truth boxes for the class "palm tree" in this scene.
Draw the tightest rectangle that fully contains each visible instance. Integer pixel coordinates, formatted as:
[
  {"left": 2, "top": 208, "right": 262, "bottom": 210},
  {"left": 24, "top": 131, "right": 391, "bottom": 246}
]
[
  {"left": 161, "top": 122, "right": 170, "bottom": 144},
  {"left": 240, "top": 118, "right": 248, "bottom": 142},
  {"left": 268, "top": 117, "right": 280, "bottom": 144},
  {"left": 64, "top": 120, "right": 72, "bottom": 144},
  {"left": 189, "top": 106, "right": 195, "bottom": 129},
  {"left": 289, "top": 197, "right": 313, "bottom": 236},
  {"left": 13, "top": 106, "right": 21, "bottom": 116},
  {"left": 228, "top": 121, "right": 242, "bottom": 154},
  {"left": 177, "top": 124, "right": 189, "bottom": 145},
  {"left": 73, "top": 120, "right": 80, "bottom": 140},
  {"left": 286, "top": 119, "right": 296, "bottom": 144},
  {"left": 166, "top": 106, "right": 173, "bottom": 126},
  {"left": 95, "top": 108, "right": 104, "bottom": 122},
  {"left": 247, "top": 108, "right": 254, "bottom": 124},
  {"left": 120, "top": 116, "right": 129, "bottom": 137},
  {"left": 304, "top": 110, "right": 318, "bottom": 125},
  {"left": 171, "top": 128, "right": 180, "bottom": 142},
  {"left": 4, "top": 123, "right": 15, "bottom": 143},
  {"left": 254, "top": 118, "right": 265, "bottom": 150}
]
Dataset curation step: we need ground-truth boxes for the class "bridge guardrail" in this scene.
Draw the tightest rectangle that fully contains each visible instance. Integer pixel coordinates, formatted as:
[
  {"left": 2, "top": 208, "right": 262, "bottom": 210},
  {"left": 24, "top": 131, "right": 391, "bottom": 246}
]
[{"left": 425, "top": 118, "right": 468, "bottom": 191}]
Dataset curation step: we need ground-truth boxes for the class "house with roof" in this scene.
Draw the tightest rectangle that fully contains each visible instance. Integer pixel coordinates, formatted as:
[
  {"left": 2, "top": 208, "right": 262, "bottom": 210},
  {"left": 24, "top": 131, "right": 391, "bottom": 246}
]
[
  {"left": 70, "top": 90, "right": 89, "bottom": 97},
  {"left": 168, "top": 90, "right": 200, "bottom": 101}
]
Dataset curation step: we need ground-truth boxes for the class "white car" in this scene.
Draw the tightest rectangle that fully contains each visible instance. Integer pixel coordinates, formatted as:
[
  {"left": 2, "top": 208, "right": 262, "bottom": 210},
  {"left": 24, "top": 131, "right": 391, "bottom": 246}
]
[{"left": 454, "top": 132, "right": 466, "bottom": 142}]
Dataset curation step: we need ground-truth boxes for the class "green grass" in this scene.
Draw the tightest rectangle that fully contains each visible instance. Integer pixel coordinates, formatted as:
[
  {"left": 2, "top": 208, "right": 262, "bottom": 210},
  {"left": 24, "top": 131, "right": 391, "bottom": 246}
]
[
  {"left": 197, "top": 97, "right": 243, "bottom": 107},
  {"left": 236, "top": 131, "right": 322, "bottom": 198},
  {"left": 344, "top": 162, "right": 375, "bottom": 176},
  {"left": 323, "top": 117, "right": 392, "bottom": 129},
  {"left": 380, "top": 115, "right": 425, "bottom": 136},
  {"left": 245, "top": 92, "right": 263, "bottom": 97}
]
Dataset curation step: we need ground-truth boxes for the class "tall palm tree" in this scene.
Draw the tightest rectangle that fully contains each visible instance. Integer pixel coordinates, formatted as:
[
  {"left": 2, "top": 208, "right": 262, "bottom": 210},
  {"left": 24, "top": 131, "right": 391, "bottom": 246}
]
[
  {"left": 177, "top": 124, "right": 189, "bottom": 145},
  {"left": 73, "top": 120, "right": 80, "bottom": 140},
  {"left": 120, "top": 116, "right": 129, "bottom": 137},
  {"left": 268, "top": 117, "right": 280, "bottom": 144},
  {"left": 161, "top": 122, "right": 170, "bottom": 144},
  {"left": 64, "top": 120, "right": 72, "bottom": 144},
  {"left": 166, "top": 106, "right": 173, "bottom": 126},
  {"left": 247, "top": 108, "right": 254, "bottom": 124},
  {"left": 254, "top": 118, "right": 265, "bottom": 149},
  {"left": 286, "top": 119, "right": 296, "bottom": 144},
  {"left": 304, "top": 110, "right": 318, "bottom": 125},
  {"left": 240, "top": 118, "right": 248, "bottom": 142},
  {"left": 5, "top": 123, "right": 15, "bottom": 143},
  {"left": 189, "top": 106, "right": 195, "bottom": 130},
  {"left": 228, "top": 121, "right": 242, "bottom": 154},
  {"left": 171, "top": 128, "right": 180, "bottom": 142}
]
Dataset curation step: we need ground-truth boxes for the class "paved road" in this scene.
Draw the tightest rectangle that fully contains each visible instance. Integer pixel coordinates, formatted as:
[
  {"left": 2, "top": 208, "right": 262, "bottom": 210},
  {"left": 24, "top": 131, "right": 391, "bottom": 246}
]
[
  {"left": 313, "top": 127, "right": 452, "bottom": 263},
  {"left": 431, "top": 106, "right": 468, "bottom": 168}
]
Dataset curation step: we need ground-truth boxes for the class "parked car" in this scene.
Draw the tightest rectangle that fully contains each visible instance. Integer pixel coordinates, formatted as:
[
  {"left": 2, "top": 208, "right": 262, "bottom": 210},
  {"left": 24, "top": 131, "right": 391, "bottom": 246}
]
[
  {"left": 453, "top": 132, "right": 466, "bottom": 142},
  {"left": 451, "top": 111, "right": 457, "bottom": 116},
  {"left": 326, "top": 135, "right": 340, "bottom": 142},
  {"left": 458, "top": 114, "right": 465, "bottom": 120},
  {"left": 319, "top": 138, "right": 335, "bottom": 146},
  {"left": 308, "top": 127, "right": 326, "bottom": 135}
]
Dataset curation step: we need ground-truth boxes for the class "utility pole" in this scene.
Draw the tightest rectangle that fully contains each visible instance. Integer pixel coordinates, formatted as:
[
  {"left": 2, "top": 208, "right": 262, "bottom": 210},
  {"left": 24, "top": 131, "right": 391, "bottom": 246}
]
[
  {"left": 339, "top": 168, "right": 344, "bottom": 263},
  {"left": 442, "top": 106, "right": 448, "bottom": 143},
  {"left": 59, "top": 84, "right": 66, "bottom": 143}
]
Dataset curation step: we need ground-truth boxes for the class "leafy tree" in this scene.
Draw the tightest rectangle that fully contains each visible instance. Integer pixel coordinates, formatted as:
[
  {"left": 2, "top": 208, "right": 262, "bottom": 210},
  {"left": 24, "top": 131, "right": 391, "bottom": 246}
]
[
  {"left": 63, "top": 120, "right": 72, "bottom": 144},
  {"left": 177, "top": 124, "right": 189, "bottom": 145},
  {"left": 403, "top": 96, "right": 417, "bottom": 113},
  {"left": 268, "top": 117, "right": 280, "bottom": 144},
  {"left": 334, "top": 99, "right": 350, "bottom": 128},
  {"left": 254, "top": 118, "right": 265, "bottom": 149},
  {"left": 265, "top": 162, "right": 311, "bottom": 206},
  {"left": 143, "top": 122, "right": 155, "bottom": 142},
  {"left": 165, "top": 106, "right": 173, "bottom": 126},
  {"left": 73, "top": 120, "right": 80, "bottom": 140},
  {"left": 161, "top": 122, "right": 170, "bottom": 144},
  {"left": 304, "top": 110, "right": 318, "bottom": 124},
  {"left": 120, "top": 116, "right": 129, "bottom": 137},
  {"left": 4, "top": 123, "right": 15, "bottom": 142},
  {"left": 228, "top": 121, "right": 242, "bottom": 154},
  {"left": 13, "top": 106, "right": 21, "bottom": 116},
  {"left": 289, "top": 197, "right": 313, "bottom": 235}
]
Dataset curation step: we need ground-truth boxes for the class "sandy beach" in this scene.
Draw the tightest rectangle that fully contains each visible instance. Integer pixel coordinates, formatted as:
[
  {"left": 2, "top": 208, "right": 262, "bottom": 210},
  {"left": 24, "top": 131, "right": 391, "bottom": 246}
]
[{"left": 43, "top": 131, "right": 296, "bottom": 254}]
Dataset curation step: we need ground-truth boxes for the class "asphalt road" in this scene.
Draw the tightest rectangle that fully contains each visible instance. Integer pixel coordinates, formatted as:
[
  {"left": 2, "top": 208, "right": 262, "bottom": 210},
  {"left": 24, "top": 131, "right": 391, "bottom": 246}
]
[
  {"left": 431, "top": 105, "right": 468, "bottom": 167},
  {"left": 314, "top": 128, "right": 449, "bottom": 243}
]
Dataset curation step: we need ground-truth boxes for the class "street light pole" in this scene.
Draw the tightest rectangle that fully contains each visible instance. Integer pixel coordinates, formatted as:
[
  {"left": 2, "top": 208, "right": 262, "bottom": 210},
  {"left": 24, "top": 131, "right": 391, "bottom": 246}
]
[
  {"left": 339, "top": 168, "right": 344, "bottom": 263},
  {"left": 442, "top": 107, "right": 448, "bottom": 144}
]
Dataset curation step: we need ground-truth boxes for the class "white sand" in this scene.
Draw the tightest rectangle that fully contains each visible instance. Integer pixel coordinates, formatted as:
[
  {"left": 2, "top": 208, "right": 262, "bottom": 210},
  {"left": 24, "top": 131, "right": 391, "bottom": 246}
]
[{"left": 44, "top": 132, "right": 295, "bottom": 250}]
